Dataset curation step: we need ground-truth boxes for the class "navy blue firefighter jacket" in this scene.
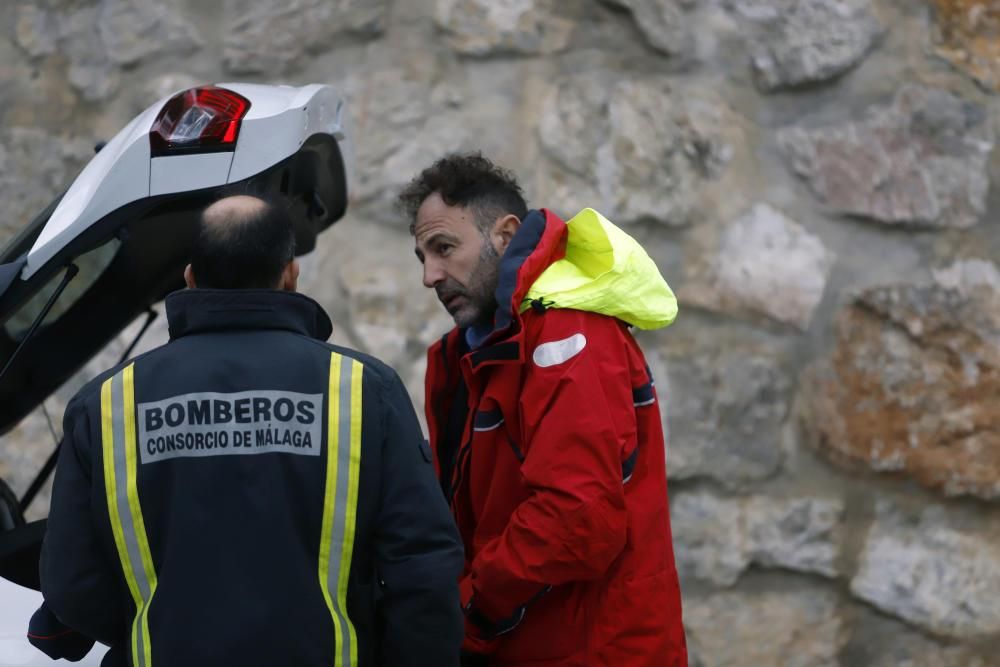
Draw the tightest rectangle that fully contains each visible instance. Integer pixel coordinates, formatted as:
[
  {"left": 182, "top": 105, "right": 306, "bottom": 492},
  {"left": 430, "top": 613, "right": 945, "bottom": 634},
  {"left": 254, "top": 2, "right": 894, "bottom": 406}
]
[{"left": 38, "top": 288, "right": 464, "bottom": 667}]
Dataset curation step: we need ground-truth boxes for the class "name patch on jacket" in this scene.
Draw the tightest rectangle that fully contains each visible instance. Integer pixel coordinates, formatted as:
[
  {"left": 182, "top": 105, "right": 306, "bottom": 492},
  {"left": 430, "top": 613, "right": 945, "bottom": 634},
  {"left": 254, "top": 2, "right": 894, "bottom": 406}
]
[{"left": 138, "top": 390, "right": 322, "bottom": 463}]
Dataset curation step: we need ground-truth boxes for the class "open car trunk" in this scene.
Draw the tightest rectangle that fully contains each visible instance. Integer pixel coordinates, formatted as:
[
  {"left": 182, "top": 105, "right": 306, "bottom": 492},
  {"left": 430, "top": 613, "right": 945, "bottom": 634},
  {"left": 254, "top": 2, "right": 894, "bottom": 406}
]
[{"left": 0, "top": 121, "right": 348, "bottom": 591}]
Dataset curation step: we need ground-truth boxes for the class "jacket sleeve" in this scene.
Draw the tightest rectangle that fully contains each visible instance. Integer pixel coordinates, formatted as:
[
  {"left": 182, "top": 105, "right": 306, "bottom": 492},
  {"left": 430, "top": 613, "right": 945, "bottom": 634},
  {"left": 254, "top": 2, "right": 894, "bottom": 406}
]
[
  {"left": 374, "top": 371, "right": 465, "bottom": 667},
  {"left": 40, "top": 394, "right": 127, "bottom": 646},
  {"left": 462, "top": 312, "right": 632, "bottom": 647}
]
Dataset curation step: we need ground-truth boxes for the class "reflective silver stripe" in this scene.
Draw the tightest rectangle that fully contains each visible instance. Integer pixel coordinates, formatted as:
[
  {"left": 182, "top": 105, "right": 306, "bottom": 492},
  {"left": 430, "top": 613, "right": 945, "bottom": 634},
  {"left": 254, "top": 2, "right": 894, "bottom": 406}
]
[
  {"left": 633, "top": 381, "right": 656, "bottom": 407},
  {"left": 136, "top": 620, "right": 147, "bottom": 667},
  {"left": 473, "top": 418, "right": 504, "bottom": 432},
  {"left": 104, "top": 368, "right": 155, "bottom": 667},
  {"left": 622, "top": 446, "right": 639, "bottom": 485},
  {"left": 112, "top": 373, "right": 151, "bottom": 606},
  {"left": 330, "top": 358, "right": 353, "bottom": 667},
  {"left": 473, "top": 407, "right": 504, "bottom": 432}
]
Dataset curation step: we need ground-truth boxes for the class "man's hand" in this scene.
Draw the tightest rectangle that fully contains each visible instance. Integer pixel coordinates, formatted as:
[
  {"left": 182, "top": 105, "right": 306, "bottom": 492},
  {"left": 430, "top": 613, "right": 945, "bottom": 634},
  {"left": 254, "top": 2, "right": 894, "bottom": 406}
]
[{"left": 27, "top": 602, "right": 95, "bottom": 662}]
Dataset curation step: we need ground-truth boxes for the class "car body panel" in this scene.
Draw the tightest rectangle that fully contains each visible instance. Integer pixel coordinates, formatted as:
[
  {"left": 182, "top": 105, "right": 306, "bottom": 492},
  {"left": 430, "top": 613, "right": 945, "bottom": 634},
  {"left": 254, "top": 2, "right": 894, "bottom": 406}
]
[
  {"left": 22, "top": 104, "right": 157, "bottom": 280},
  {"left": 224, "top": 83, "right": 347, "bottom": 182},
  {"left": 21, "top": 83, "right": 347, "bottom": 282},
  {"left": 149, "top": 152, "right": 233, "bottom": 196}
]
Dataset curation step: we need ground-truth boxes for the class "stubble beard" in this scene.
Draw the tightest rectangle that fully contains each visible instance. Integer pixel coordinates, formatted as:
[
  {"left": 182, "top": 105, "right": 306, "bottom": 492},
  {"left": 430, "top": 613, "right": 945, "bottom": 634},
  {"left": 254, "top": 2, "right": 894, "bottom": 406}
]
[{"left": 446, "top": 239, "right": 501, "bottom": 329}]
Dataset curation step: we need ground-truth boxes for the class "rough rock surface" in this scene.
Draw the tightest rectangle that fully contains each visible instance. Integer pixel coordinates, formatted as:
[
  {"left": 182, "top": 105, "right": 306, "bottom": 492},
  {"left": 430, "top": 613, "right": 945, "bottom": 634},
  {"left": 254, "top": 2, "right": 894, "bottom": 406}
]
[
  {"left": 684, "top": 589, "right": 847, "bottom": 667},
  {"left": 434, "top": 0, "right": 574, "bottom": 56},
  {"left": 0, "top": 41, "right": 80, "bottom": 128},
  {"left": 932, "top": 257, "right": 1000, "bottom": 293},
  {"left": 672, "top": 491, "right": 843, "bottom": 586},
  {"left": 779, "top": 85, "right": 994, "bottom": 229},
  {"left": 135, "top": 73, "right": 203, "bottom": 112},
  {"left": 600, "top": 0, "right": 696, "bottom": 58},
  {"left": 223, "top": 0, "right": 388, "bottom": 74},
  {"left": 659, "top": 327, "right": 790, "bottom": 487},
  {"left": 931, "top": 0, "right": 1000, "bottom": 91},
  {"left": 860, "top": 627, "right": 990, "bottom": 667},
  {"left": 680, "top": 203, "right": 835, "bottom": 330},
  {"left": 538, "top": 74, "right": 735, "bottom": 226},
  {"left": 318, "top": 217, "right": 454, "bottom": 368},
  {"left": 97, "top": 0, "right": 202, "bottom": 67},
  {"left": 0, "top": 128, "right": 93, "bottom": 242},
  {"left": 345, "top": 70, "right": 472, "bottom": 224},
  {"left": 726, "top": 0, "right": 884, "bottom": 91},
  {"left": 14, "top": 0, "right": 201, "bottom": 101},
  {"left": 799, "top": 262, "right": 1000, "bottom": 499},
  {"left": 851, "top": 501, "right": 1000, "bottom": 639}
]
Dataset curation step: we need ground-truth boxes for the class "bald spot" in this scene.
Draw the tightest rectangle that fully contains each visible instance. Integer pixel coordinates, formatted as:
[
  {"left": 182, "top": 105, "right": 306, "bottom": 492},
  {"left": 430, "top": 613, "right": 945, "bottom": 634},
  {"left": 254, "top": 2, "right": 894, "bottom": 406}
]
[{"left": 203, "top": 195, "right": 269, "bottom": 231}]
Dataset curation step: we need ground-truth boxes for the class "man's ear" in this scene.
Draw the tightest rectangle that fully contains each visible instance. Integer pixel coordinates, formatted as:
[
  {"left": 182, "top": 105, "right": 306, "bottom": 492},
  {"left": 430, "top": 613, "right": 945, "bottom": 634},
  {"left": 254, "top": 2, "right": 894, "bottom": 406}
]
[
  {"left": 279, "top": 259, "right": 300, "bottom": 292},
  {"left": 183, "top": 264, "right": 196, "bottom": 289},
  {"left": 491, "top": 214, "right": 521, "bottom": 255}
]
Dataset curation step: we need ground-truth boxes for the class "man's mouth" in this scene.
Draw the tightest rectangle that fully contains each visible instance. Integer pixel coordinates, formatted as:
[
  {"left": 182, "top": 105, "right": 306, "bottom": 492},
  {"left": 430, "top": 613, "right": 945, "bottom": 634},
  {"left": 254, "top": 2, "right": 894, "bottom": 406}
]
[{"left": 438, "top": 292, "right": 463, "bottom": 311}]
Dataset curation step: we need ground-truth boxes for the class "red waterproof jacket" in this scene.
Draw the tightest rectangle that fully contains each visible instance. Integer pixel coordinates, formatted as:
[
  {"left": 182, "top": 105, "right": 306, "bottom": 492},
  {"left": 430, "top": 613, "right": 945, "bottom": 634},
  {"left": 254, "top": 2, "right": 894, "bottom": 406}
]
[{"left": 425, "top": 208, "right": 688, "bottom": 666}]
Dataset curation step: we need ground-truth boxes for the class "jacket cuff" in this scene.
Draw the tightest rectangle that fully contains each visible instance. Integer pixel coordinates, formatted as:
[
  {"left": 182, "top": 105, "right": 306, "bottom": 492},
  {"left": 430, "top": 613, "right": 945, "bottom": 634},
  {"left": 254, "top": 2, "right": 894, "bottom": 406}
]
[
  {"left": 27, "top": 604, "right": 95, "bottom": 661},
  {"left": 460, "top": 569, "right": 512, "bottom": 622},
  {"left": 461, "top": 574, "right": 551, "bottom": 648}
]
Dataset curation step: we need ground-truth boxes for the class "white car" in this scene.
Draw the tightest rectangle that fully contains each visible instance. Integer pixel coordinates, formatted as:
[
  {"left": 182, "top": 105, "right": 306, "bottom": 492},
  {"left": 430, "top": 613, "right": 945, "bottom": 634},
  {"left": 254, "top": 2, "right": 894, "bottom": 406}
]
[{"left": 0, "top": 82, "right": 350, "bottom": 665}]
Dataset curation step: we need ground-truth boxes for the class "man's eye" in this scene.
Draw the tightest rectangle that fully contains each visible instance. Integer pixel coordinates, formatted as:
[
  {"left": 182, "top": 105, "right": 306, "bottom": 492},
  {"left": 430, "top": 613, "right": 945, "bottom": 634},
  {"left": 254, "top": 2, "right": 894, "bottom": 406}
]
[{"left": 438, "top": 243, "right": 453, "bottom": 256}]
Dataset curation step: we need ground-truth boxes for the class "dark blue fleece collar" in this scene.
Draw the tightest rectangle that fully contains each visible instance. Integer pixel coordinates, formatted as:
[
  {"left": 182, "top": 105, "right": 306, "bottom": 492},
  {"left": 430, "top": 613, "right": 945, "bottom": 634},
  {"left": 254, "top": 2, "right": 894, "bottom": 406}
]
[{"left": 166, "top": 289, "right": 334, "bottom": 341}]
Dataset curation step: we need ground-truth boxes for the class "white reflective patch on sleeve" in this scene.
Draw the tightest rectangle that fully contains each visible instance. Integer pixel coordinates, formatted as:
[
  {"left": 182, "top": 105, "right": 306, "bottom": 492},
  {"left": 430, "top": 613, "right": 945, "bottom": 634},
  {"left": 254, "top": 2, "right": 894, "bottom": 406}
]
[{"left": 532, "top": 333, "right": 587, "bottom": 368}]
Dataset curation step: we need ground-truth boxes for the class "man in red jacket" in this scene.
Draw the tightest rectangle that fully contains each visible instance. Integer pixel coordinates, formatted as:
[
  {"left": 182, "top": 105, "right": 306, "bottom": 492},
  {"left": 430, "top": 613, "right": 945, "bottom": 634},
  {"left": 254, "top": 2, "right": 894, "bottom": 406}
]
[{"left": 398, "top": 153, "right": 688, "bottom": 667}]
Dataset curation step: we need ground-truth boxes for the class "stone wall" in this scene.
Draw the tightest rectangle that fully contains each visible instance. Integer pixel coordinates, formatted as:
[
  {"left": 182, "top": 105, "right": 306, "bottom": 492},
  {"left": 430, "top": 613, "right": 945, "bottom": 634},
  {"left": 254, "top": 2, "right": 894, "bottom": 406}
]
[{"left": 1, "top": 0, "right": 999, "bottom": 663}]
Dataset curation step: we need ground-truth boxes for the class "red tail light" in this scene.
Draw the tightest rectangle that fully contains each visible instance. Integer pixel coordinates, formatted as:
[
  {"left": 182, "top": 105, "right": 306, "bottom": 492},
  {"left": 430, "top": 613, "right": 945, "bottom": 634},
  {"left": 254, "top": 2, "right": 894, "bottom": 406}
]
[{"left": 149, "top": 86, "right": 251, "bottom": 157}]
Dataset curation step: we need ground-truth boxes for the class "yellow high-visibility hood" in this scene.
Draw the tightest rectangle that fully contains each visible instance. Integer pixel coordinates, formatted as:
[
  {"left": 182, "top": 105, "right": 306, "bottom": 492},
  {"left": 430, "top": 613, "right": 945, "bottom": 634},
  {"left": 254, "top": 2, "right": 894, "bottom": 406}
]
[{"left": 522, "top": 208, "right": 678, "bottom": 330}]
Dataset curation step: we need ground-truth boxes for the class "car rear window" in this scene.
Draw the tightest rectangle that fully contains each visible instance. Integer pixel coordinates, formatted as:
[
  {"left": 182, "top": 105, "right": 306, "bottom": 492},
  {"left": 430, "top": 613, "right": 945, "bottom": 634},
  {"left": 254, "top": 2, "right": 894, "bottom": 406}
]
[{"left": 3, "top": 239, "right": 120, "bottom": 343}]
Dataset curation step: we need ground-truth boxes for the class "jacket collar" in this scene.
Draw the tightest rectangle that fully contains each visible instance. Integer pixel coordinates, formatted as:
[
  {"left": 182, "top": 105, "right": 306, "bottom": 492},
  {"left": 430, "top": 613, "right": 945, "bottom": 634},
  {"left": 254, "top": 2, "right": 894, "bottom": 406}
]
[
  {"left": 166, "top": 289, "right": 334, "bottom": 341},
  {"left": 463, "top": 209, "right": 567, "bottom": 368},
  {"left": 494, "top": 209, "right": 567, "bottom": 331}
]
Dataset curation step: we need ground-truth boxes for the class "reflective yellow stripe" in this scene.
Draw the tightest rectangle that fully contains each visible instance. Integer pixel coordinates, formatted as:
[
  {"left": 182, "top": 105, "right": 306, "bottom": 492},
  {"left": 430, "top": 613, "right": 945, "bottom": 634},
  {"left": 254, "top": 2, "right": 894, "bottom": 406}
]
[
  {"left": 101, "top": 364, "right": 156, "bottom": 667},
  {"left": 337, "top": 359, "right": 363, "bottom": 666},
  {"left": 102, "top": 379, "right": 141, "bottom": 605},
  {"left": 319, "top": 353, "right": 363, "bottom": 666},
  {"left": 319, "top": 353, "right": 345, "bottom": 658},
  {"left": 123, "top": 365, "right": 157, "bottom": 667}
]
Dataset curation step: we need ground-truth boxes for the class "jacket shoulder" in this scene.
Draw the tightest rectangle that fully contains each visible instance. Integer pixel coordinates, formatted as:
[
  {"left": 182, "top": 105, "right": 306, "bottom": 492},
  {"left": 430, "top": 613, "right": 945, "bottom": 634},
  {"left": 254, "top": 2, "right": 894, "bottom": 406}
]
[
  {"left": 317, "top": 341, "right": 400, "bottom": 391},
  {"left": 68, "top": 343, "right": 166, "bottom": 405},
  {"left": 523, "top": 307, "right": 627, "bottom": 342}
]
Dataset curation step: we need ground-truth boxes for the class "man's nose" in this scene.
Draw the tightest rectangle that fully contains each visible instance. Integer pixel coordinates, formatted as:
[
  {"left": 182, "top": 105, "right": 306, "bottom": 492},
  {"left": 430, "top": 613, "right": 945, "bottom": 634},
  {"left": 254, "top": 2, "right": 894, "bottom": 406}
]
[{"left": 423, "top": 260, "right": 445, "bottom": 288}]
